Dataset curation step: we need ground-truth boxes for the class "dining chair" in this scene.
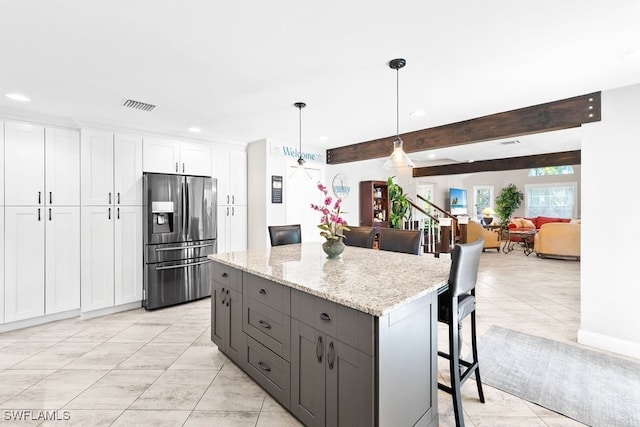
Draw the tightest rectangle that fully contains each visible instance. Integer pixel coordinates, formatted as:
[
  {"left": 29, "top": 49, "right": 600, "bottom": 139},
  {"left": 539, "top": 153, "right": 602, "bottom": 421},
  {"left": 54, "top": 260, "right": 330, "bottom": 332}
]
[
  {"left": 268, "top": 224, "right": 302, "bottom": 246},
  {"left": 342, "top": 225, "right": 376, "bottom": 249},
  {"left": 377, "top": 228, "right": 421, "bottom": 255},
  {"left": 437, "top": 238, "right": 485, "bottom": 427}
]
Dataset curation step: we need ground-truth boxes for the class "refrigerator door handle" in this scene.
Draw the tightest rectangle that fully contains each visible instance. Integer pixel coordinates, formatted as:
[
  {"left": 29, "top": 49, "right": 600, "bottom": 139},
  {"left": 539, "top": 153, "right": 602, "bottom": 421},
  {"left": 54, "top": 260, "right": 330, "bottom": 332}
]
[
  {"left": 185, "top": 181, "right": 190, "bottom": 236},
  {"left": 155, "top": 243, "right": 214, "bottom": 252},
  {"left": 155, "top": 259, "right": 211, "bottom": 271}
]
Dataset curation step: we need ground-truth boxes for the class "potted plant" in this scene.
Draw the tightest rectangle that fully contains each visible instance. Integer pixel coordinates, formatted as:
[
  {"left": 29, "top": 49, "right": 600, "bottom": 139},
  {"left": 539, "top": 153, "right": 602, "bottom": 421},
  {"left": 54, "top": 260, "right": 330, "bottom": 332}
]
[
  {"left": 495, "top": 183, "right": 524, "bottom": 227},
  {"left": 387, "top": 176, "right": 412, "bottom": 229}
]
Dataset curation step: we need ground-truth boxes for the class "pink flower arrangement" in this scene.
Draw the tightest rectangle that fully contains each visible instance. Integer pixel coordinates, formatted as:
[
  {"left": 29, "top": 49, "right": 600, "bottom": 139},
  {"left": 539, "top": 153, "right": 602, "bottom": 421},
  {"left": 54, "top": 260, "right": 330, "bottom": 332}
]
[{"left": 310, "top": 183, "right": 350, "bottom": 241}]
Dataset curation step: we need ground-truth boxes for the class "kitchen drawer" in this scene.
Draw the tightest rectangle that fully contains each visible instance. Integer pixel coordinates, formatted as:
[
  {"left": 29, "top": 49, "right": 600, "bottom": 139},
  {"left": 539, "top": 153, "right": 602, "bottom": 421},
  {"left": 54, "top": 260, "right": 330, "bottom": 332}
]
[
  {"left": 243, "top": 272, "right": 290, "bottom": 314},
  {"left": 291, "top": 289, "right": 374, "bottom": 356},
  {"left": 246, "top": 336, "right": 291, "bottom": 409},
  {"left": 212, "top": 261, "right": 242, "bottom": 291},
  {"left": 244, "top": 297, "right": 291, "bottom": 359}
]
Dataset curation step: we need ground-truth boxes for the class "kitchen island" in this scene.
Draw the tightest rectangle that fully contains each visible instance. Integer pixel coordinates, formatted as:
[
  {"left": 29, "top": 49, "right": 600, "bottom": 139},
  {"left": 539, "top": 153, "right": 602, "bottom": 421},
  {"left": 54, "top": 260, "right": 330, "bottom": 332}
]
[{"left": 209, "top": 242, "right": 450, "bottom": 427}]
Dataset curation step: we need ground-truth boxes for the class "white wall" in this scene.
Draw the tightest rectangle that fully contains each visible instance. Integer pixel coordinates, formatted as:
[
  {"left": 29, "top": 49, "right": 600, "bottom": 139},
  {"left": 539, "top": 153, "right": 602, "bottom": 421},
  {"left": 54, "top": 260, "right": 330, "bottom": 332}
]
[{"left": 579, "top": 83, "right": 640, "bottom": 359}]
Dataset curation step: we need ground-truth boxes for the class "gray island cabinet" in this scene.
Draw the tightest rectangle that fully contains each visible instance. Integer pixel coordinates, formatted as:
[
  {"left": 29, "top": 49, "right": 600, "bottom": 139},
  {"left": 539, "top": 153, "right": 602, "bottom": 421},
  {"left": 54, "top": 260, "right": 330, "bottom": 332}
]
[{"left": 209, "top": 242, "right": 450, "bottom": 426}]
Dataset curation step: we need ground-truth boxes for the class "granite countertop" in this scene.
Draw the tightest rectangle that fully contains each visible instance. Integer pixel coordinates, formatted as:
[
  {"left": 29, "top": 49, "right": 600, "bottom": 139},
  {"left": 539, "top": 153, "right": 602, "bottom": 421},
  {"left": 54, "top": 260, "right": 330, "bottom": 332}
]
[{"left": 208, "top": 242, "right": 451, "bottom": 317}]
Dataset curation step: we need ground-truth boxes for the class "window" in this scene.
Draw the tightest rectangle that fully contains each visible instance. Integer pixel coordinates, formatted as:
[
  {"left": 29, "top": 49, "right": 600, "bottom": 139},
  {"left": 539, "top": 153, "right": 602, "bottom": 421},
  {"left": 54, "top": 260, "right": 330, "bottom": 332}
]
[
  {"left": 525, "top": 182, "right": 577, "bottom": 218},
  {"left": 528, "top": 166, "right": 574, "bottom": 176},
  {"left": 473, "top": 186, "right": 494, "bottom": 220}
]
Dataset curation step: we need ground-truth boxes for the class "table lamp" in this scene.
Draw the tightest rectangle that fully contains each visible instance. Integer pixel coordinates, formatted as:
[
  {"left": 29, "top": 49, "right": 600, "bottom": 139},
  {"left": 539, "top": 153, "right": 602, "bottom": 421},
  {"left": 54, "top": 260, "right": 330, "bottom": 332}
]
[{"left": 481, "top": 207, "right": 496, "bottom": 225}]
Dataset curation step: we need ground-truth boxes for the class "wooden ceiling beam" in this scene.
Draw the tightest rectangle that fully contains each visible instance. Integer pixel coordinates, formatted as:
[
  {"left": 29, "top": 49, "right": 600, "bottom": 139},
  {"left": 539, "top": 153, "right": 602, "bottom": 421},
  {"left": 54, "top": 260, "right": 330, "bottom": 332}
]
[
  {"left": 326, "top": 92, "right": 600, "bottom": 165},
  {"left": 413, "top": 150, "right": 581, "bottom": 177}
]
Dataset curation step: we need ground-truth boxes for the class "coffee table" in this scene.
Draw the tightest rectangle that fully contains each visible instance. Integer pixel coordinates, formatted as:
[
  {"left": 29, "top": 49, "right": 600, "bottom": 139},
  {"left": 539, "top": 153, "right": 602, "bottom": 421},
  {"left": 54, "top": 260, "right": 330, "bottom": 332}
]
[{"left": 503, "top": 229, "right": 537, "bottom": 256}]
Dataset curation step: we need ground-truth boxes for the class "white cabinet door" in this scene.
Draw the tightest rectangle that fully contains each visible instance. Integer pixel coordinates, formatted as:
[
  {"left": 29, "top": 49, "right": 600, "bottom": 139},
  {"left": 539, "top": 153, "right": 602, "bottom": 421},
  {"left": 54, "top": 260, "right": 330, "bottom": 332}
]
[
  {"left": 81, "top": 129, "right": 114, "bottom": 206},
  {"left": 181, "top": 141, "right": 212, "bottom": 176},
  {"left": 213, "top": 147, "right": 231, "bottom": 204},
  {"left": 143, "top": 136, "right": 180, "bottom": 174},
  {"left": 114, "top": 206, "right": 143, "bottom": 305},
  {"left": 229, "top": 150, "right": 247, "bottom": 205},
  {"left": 4, "top": 207, "right": 45, "bottom": 322},
  {"left": 114, "top": 133, "right": 143, "bottom": 205},
  {"left": 0, "top": 208, "right": 4, "bottom": 323},
  {"left": 5, "top": 121, "right": 45, "bottom": 206},
  {"left": 81, "top": 206, "right": 114, "bottom": 312},
  {"left": 45, "top": 207, "right": 80, "bottom": 314},
  {"left": 217, "top": 205, "right": 229, "bottom": 253},
  {"left": 229, "top": 205, "right": 247, "bottom": 252},
  {"left": 45, "top": 127, "right": 80, "bottom": 206},
  {"left": 0, "top": 122, "right": 5, "bottom": 205}
]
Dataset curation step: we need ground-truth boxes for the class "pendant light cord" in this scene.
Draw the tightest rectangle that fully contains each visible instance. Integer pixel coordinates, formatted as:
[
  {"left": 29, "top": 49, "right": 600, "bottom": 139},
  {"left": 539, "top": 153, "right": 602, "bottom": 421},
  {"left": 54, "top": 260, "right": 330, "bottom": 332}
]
[
  {"left": 396, "top": 66, "right": 400, "bottom": 139},
  {"left": 299, "top": 105, "right": 302, "bottom": 156}
]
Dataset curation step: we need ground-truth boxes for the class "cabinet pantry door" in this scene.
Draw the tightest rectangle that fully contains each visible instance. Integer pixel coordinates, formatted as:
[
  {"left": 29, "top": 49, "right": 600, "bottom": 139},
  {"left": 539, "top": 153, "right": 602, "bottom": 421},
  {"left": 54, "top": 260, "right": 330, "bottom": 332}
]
[
  {"left": 142, "top": 136, "right": 180, "bottom": 174},
  {"left": 45, "top": 127, "right": 80, "bottom": 206},
  {"left": 4, "top": 207, "right": 45, "bottom": 321},
  {"left": 5, "top": 121, "right": 45, "bottom": 206},
  {"left": 228, "top": 205, "right": 247, "bottom": 252},
  {"left": 81, "top": 130, "right": 114, "bottom": 206},
  {"left": 181, "top": 141, "right": 212, "bottom": 176},
  {"left": 80, "top": 206, "right": 115, "bottom": 312},
  {"left": 114, "top": 206, "right": 143, "bottom": 305},
  {"left": 45, "top": 207, "right": 81, "bottom": 314},
  {"left": 114, "top": 133, "right": 143, "bottom": 205}
]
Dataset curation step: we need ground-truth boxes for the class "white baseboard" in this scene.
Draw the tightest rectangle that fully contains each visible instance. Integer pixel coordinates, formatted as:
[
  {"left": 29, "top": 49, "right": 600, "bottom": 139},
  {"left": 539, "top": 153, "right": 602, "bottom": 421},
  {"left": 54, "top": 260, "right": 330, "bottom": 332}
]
[
  {"left": 578, "top": 328, "right": 640, "bottom": 360},
  {"left": 0, "top": 309, "right": 81, "bottom": 333},
  {"left": 80, "top": 301, "right": 142, "bottom": 320}
]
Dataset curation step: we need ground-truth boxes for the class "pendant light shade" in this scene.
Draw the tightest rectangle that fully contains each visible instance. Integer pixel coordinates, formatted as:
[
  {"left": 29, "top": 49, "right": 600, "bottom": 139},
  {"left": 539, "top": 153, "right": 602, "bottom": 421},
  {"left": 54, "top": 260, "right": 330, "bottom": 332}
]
[
  {"left": 290, "top": 102, "right": 312, "bottom": 180},
  {"left": 383, "top": 58, "right": 415, "bottom": 170}
]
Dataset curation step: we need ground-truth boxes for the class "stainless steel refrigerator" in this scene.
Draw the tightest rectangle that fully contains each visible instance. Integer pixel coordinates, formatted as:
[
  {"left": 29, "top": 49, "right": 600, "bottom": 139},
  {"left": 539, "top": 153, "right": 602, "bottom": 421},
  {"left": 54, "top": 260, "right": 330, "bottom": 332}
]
[{"left": 143, "top": 173, "right": 217, "bottom": 310}]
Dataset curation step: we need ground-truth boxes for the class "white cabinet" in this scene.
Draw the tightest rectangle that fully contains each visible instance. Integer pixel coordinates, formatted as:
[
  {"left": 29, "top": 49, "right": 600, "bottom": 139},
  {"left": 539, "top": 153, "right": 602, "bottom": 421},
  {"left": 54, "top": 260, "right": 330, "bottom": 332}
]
[
  {"left": 4, "top": 207, "right": 46, "bottom": 322},
  {"left": 80, "top": 206, "right": 143, "bottom": 312},
  {"left": 0, "top": 208, "right": 4, "bottom": 323},
  {"left": 114, "top": 206, "right": 143, "bottom": 305},
  {"left": 4, "top": 122, "right": 45, "bottom": 205},
  {"left": 4, "top": 123, "right": 79, "bottom": 207},
  {"left": 81, "top": 129, "right": 143, "bottom": 206},
  {"left": 45, "top": 207, "right": 81, "bottom": 314},
  {"left": 214, "top": 147, "right": 247, "bottom": 253},
  {"left": 143, "top": 136, "right": 212, "bottom": 176}
]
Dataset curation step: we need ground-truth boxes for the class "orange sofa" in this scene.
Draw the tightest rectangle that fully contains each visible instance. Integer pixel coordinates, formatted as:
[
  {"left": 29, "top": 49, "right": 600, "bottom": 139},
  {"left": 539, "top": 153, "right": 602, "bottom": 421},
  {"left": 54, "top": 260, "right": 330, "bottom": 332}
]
[
  {"left": 533, "top": 222, "right": 581, "bottom": 260},
  {"left": 466, "top": 220, "right": 501, "bottom": 252}
]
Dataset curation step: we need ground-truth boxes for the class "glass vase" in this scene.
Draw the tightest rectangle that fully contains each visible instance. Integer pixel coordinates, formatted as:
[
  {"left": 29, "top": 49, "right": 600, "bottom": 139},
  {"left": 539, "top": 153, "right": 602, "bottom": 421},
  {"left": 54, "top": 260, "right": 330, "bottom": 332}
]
[{"left": 322, "top": 238, "right": 345, "bottom": 259}]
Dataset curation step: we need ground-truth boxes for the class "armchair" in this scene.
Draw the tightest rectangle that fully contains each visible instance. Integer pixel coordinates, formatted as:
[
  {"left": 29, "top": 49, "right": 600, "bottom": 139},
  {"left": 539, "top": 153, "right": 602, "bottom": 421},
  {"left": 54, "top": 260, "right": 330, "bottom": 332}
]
[{"left": 466, "top": 220, "right": 501, "bottom": 252}]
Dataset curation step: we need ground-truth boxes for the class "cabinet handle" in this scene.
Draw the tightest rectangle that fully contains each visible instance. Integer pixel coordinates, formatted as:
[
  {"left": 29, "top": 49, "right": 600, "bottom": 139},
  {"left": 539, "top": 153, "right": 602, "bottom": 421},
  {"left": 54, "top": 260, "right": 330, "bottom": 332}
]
[
  {"left": 117, "top": 192, "right": 120, "bottom": 204},
  {"left": 258, "top": 320, "right": 271, "bottom": 329},
  {"left": 328, "top": 341, "right": 335, "bottom": 369},
  {"left": 182, "top": 163, "right": 185, "bottom": 173},
  {"left": 117, "top": 207, "right": 120, "bottom": 219},
  {"left": 221, "top": 287, "right": 226, "bottom": 303},
  {"left": 316, "top": 336, "right": 323, "bottom": 363},
  {"left": 221, "top": 272, "right": 228, "bottom": 278},
  {"left": 175, "top": 162, "right": 178, "bottom": 173},
  {"left": 226, "top": 207, "right": 229, "bottom": 216},
  {"left": 37, "top": 208, "right": 41, "bottom": 221},
  {"left": 258, "top": 361, "right": 271, "bottom": 372},
  {"left": 259, "top": 288, "right": 267, "bottom": 295},
  {"left": 232, "top": 195, "right": 235, "bottom": 204},
  {"left": 320, "top": 313, "right": 331, "bottom": 322},
  {"left": 49, "top": 192, "right": 52, "bottom": 204},
  {"left": 49, "top": 208, "right": 52, "bottom": 221},
  {"left": 232, "top": 206, "right": 234, "bottom": 216},
  {"left": 227, "top": 195, "right": 229, "bottom": 204},
  {"left": 226, "top": 290, "right": 230, "bottom": 307},
  {"left": 108, "top": 207, "right": 111, "bottom": 220},
  {"left": 108, "top": 192, "right": 112, "bottom": 204},
  {"left": 38, "top": 191, "right": 41, "bottom": 204}
]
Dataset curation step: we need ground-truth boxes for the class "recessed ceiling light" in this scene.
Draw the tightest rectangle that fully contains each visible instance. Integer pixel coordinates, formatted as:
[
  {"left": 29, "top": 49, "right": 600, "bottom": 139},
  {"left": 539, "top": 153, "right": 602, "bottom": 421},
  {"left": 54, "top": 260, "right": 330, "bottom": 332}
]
[
  {"left": 428, "top": 153, "right": 436, "bottom": 159},
  {"left": 5, "top": 93, "right": 30, "bottom": 102},
  {"left": 410, "top": 110, "right": 426, "bottom": 117},
  {"left": 467, "top": 159, "right": 475, "bottom": 163},
  {"left": 188, "top": 127, "right": 202, "bottom": 133}
]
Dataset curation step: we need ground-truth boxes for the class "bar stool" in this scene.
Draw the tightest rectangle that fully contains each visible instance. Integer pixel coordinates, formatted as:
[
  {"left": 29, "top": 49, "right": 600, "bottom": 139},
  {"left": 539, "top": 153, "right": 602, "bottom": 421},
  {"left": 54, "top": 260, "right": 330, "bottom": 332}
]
[
  {"left": 437, "top": 238, "right": 485, "bottom": 427},
  {"left": 268, "top": 224, "right": 301, "bottom": 246},
  {"left": 342, "top": 225, "right": 376, "bottom": 249},
  {"left": 378, "top": 228, "right": 421, "bottom": 255}
]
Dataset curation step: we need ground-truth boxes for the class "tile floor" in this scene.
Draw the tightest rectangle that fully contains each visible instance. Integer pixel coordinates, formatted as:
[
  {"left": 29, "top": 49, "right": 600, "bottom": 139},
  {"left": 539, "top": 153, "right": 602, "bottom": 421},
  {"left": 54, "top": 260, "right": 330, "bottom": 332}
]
[{"left": 0, "top": 249, "right": 604, "bottom": 426}]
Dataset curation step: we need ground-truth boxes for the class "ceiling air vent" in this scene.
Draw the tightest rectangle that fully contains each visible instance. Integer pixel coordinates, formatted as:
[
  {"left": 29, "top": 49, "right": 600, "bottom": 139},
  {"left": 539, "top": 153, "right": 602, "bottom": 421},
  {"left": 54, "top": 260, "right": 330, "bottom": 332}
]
[
  {"left": 500, "top": 140, "right": 521, "bottom": 145},
  {"left": 122, "top": 99, "right": 156, "bottom": 112}
]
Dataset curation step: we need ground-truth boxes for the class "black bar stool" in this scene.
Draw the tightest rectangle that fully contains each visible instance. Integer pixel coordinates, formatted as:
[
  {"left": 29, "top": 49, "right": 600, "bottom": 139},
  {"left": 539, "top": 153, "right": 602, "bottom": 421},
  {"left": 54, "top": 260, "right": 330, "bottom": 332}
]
[
  {"left": 342, "top": 225, "right": 376, "bottom": 249},
  {"left": 437, "top": 238, "right": 485, "bottom": 427},
  {"left": 268, "top": 224, "right": 301, "bottom": 246}
]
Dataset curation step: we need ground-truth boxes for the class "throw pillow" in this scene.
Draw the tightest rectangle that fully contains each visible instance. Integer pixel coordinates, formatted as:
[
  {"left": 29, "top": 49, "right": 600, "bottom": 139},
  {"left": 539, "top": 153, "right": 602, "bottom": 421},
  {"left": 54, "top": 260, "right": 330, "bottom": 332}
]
[
  {"left": 521, "top": 219, "right": 536, "bottom": 229},
  {"left": 511, "top": 218, "right": 524, "bottom": 228}
]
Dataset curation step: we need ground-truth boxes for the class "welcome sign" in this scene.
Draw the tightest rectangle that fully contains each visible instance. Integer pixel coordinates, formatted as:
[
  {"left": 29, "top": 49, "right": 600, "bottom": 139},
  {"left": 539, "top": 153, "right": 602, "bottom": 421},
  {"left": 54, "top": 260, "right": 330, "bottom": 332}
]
[{"left": 280, "top": 146, "right": 324, "bottom": 163}]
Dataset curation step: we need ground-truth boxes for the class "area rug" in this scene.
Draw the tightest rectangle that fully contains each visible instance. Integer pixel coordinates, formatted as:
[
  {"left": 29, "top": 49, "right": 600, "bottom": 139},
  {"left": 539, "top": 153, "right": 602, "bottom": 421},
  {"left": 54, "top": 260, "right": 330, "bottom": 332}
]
[{"left": 477, "top": 325, "right": 640, "bottom": 427}]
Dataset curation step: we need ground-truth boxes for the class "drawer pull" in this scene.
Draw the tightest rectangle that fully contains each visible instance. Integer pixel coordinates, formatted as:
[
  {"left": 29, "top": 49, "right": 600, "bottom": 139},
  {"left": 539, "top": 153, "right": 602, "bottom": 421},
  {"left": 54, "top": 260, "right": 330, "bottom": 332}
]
[
  {"left": 258, "top": 361, "right": 271, "bottom": 372},
  {"left": 328, "top": 341, "right": 335, "bottom": 369},
  {"left": 259, "top": 288, "right": 267, "bottom": 295},
  {"left": 258, "top": 320, "right": 271, "bottom": 329},
  {"left": 320, "top": 312, "right": 331, "bottom": 322},
  {"left": 316, "top": 336, "right": 323, "bottom": 363},
  {"left": 221, "top": 272, "right": 228, "bottom": 278},
  {"left": 221, "top": 288, "right": 226, "bottom": 303}
]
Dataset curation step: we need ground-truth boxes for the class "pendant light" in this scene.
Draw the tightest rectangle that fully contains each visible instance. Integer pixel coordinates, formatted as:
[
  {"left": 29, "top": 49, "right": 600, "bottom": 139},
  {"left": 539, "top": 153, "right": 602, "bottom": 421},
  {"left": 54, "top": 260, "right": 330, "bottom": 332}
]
[
  {"left": 383, "top": 58, "right": 415, "bottom": 169},
  {"left": 290, "top": 102, "right": 312, "bottom": 180}
]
